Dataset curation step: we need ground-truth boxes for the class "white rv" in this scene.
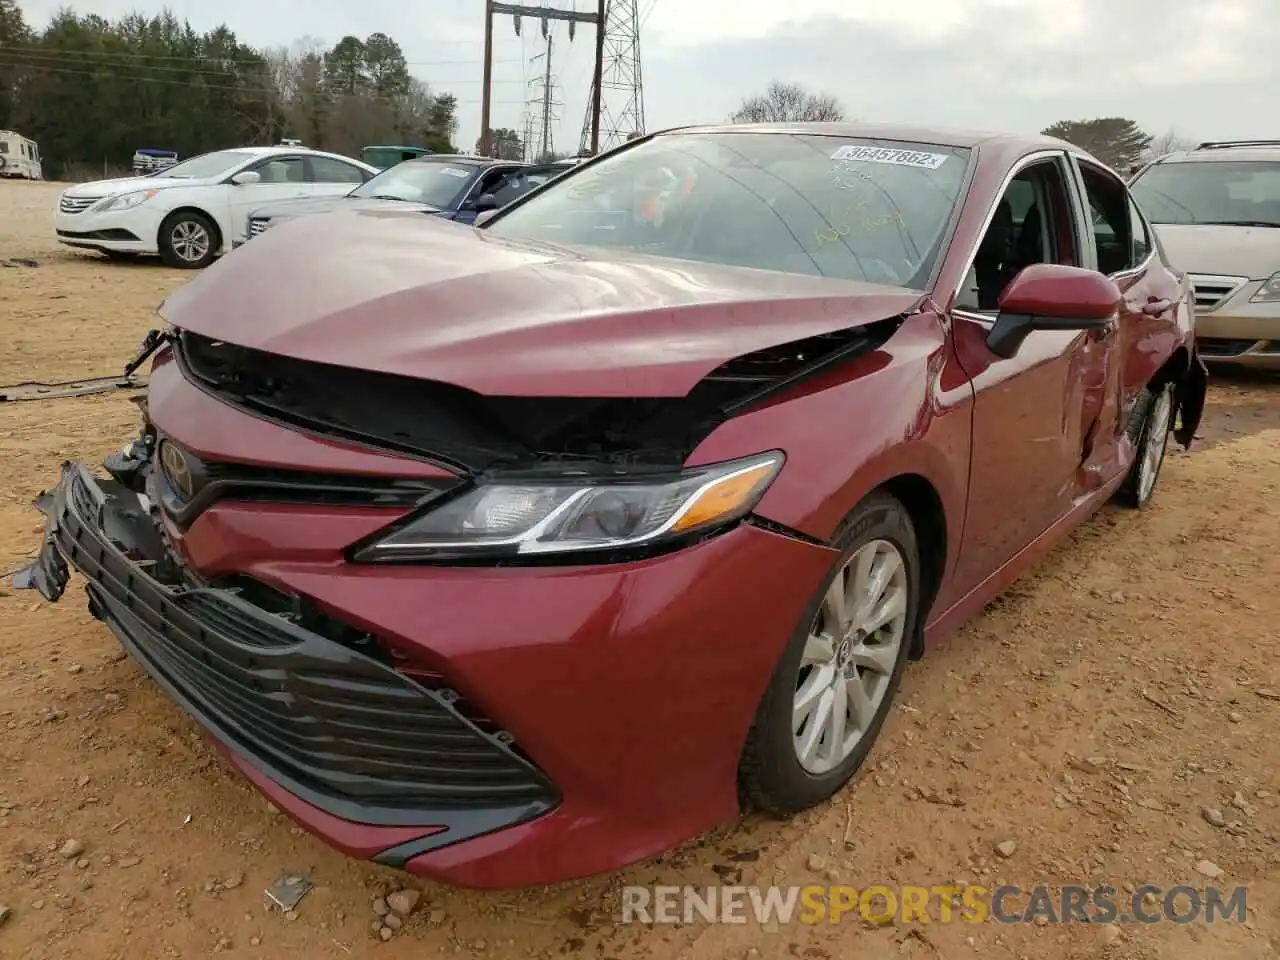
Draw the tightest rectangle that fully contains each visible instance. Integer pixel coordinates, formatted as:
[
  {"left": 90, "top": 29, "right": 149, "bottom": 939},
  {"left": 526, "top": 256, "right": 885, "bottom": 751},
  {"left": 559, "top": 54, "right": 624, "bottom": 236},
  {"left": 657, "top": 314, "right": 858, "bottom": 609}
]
[{"left": 0, "top": 131, "right": 43, "bottom": 180}]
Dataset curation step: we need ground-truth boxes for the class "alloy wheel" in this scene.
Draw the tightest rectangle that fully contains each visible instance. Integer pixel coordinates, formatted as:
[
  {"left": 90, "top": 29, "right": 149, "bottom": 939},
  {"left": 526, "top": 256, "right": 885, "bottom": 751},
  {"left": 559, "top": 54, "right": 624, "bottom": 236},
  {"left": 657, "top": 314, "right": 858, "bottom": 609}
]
[
  {"left": 1137, "top": 386, "right": 1173, "bottom": 503},
  {"left": 793, "top": 538, "right": 909, "bottom": 775},
  {"left": 170, "top": 220, "right": 211, "bottom": 263}
]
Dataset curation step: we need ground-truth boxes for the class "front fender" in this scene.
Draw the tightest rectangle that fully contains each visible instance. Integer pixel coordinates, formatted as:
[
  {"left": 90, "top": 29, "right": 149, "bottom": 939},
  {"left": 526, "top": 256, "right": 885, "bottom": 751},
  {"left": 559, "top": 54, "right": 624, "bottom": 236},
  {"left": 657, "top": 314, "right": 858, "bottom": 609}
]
[{"left": 683, "top": 312, "right": 969, "bottom": 548}]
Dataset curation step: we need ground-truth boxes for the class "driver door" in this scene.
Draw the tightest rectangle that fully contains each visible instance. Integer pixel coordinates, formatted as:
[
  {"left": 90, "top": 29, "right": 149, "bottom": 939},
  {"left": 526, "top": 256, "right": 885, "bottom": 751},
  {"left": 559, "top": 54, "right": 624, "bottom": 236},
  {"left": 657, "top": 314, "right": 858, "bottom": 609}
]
[
  {"left": 947, "top": 151, "right": 1121, "bottom": 598},
  {"left": 454, "top": 165, "right": 522, "bottom": 224},
  {"left": 225, "top": 155, "right": 312, "bottom": 241}
]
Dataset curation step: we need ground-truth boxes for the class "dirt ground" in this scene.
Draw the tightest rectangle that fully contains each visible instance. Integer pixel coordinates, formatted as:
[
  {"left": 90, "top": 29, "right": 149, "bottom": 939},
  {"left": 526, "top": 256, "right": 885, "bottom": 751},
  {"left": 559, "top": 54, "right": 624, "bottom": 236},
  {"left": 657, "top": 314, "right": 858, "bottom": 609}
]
[{"left": 1, "top": 179, "right": 1279, "bottom": 960}]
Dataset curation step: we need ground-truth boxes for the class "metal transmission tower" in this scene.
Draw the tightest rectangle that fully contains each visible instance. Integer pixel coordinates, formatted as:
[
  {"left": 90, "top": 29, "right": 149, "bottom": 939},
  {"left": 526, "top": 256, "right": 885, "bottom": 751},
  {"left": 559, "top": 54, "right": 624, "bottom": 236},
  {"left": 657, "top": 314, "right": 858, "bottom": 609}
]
[
  {"left": 481, "top": 2, "right": 604, "bottom": 158},
  {"left": 578, "top": 0, "right": 645, "bottom": 154},
  {"left": 524, "top": 29, "right": 562, "bottom": 162}
]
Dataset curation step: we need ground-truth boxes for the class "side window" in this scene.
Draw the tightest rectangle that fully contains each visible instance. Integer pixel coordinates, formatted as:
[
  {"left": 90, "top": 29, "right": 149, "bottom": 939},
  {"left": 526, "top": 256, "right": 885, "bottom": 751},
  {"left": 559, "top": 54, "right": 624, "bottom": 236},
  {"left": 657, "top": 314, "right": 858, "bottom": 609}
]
[
  {"left": 957, "top": 158, "right": 1078, "bottom": 312},
  {"left": 1077, "top": 162, "right": 1137, "bottom": 275},
  {"left": 1128, "top": 197, "right": 1151, "bottom": 265},
  {"left": 488, "top": 173, "right": 527, "bottom": 208},
  {"left": 254, "top": 157, "right": 306, "bottom": 184},
  {"left": 308, "top": 156, "right": 367, "bottom": 184},
  {"left": 473, "top": 167, "right": 514, "bottom": 202}
]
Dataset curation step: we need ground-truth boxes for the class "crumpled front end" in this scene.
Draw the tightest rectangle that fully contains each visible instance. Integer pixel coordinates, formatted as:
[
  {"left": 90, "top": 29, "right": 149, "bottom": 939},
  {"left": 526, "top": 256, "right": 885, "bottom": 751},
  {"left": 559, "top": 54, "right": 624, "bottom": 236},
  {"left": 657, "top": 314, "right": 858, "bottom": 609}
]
[
  {"left": 12, "top": 294, "right": 914, "bottom": 885},
  {"left": 15, "top": 458, "right": 559, "bottom": 852}
]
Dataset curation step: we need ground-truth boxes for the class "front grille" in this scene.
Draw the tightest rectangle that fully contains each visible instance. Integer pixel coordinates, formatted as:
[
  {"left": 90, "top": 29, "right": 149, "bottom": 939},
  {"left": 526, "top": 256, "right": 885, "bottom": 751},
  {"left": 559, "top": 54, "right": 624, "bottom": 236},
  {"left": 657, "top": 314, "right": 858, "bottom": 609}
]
[
  {"left": 248, "top": 218, "right": 269, "bottom": 236},
  {"left": 52, "top": 465, "right": 558, "bottom": 823},
  {"left": 1189, "top": 274, "right": 1248, "bottom": 312},
  {"left": 59, "top": 195, "right": 99, "bottom": 214},
  {"left": 150, "top": 435, "right": 456, "bottom": 527}
]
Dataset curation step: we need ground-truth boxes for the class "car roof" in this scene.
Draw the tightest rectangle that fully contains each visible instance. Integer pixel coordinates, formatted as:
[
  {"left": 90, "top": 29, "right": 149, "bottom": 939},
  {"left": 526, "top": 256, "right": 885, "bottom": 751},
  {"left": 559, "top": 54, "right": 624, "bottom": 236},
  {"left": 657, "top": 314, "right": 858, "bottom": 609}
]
[
  {"left": 655, "top": 120, "right": 1078, "bottom": 153},
  {"left": 406, "top": 154, "right": 522, "bottom": 168},
  {"left": 1151, "top": 142, "right": 1280, "bottom": 164}
]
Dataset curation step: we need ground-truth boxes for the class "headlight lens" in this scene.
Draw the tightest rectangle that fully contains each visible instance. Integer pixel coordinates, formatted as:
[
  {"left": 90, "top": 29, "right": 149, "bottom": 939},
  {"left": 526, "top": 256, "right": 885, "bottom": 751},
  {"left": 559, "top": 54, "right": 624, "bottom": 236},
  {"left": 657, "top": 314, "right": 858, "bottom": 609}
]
[
  {"left": 1250, "top": 272, "right": 1280, "bottom": 303},
  {"left": 355, "top": 451, "right": 784, "bottom": 561},
  {"left": 93, "top": 189, "right": 159, "bottom": 213}
]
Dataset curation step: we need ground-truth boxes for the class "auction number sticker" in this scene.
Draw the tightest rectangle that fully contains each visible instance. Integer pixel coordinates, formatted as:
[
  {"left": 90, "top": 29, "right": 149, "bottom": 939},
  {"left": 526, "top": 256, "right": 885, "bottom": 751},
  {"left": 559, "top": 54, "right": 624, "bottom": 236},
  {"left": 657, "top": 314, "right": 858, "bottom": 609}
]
[
  {"left": 830, "top": 146, "right": 949, "bottom": 169},
  {"left": 439, "top": 167, "right": 471, "bottom": 178}
]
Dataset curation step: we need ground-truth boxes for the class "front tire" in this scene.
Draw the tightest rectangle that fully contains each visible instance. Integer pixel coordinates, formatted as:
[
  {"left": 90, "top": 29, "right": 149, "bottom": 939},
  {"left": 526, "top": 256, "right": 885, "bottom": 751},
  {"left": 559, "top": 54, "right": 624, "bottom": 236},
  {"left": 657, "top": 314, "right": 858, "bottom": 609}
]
[
  {"left": 1117, "top": 382, "right": 1175, "bottom": 509},
  {"left": 739, "top": 491, "right": 919, "bottom": 814},
  {"left": 158, "top": 211, "right": 218, "bottom": 269}
]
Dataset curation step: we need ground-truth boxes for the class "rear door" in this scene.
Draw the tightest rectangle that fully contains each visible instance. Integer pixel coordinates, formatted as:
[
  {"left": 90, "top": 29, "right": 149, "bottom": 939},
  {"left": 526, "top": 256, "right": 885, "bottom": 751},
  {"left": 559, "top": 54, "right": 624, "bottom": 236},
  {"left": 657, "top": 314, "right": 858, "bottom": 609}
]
[
  {"left": 1067, "top": 157, "right": 1186, "bottom": 480},
  {"left": 305, "top": 154, "right": 374, "bottom": 197}
]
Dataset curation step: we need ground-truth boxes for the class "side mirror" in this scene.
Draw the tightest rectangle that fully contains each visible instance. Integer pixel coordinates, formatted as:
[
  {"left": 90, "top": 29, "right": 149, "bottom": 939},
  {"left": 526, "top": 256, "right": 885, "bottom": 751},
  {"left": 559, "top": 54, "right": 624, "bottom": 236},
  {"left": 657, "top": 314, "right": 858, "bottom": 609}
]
[
  {"left": 230, "top": 170, "right": 261, "bottom": 186},
  {"left": 473, "top": 192, "right": 498, "bottom": 212},
  {"left": 474, "top": 209, "right": 499, "bottom": 228},
  {"left": 986, "top": 264, "right": 1121, "bottom": 359}
]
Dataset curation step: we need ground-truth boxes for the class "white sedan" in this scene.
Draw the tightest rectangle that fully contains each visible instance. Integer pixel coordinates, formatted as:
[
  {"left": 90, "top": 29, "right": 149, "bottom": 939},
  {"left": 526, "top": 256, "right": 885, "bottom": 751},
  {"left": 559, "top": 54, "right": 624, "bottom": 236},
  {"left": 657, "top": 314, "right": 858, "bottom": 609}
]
[{"left": 54, "top": 146, "right": 379, "bottom": 268}]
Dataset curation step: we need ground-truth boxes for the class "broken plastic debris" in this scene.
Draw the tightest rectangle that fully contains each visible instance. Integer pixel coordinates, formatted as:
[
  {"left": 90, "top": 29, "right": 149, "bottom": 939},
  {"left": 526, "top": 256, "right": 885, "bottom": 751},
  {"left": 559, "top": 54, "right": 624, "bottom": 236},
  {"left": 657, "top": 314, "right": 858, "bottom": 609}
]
[{"left": 265, "top": 874, "right": 313, "bottom": 912}]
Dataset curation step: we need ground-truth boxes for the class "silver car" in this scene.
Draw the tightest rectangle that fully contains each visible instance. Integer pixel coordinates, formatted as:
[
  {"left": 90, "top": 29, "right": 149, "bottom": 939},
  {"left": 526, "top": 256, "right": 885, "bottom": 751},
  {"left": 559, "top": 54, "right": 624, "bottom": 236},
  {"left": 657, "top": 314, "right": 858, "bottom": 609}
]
[{"left": 1129, "top": 140, "right": 1280, "bottom": 370}]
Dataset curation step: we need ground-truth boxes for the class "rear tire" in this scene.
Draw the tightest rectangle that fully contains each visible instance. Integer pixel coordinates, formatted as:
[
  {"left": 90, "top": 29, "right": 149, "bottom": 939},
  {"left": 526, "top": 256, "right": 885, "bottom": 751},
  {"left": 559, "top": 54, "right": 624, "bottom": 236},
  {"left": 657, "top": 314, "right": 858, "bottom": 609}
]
[
  {"left": 158, "top": 211, "right": 219, "bottom": 269},
  {"left": 739, "top": 491, "right": 919, "bottom": 814},
  {"left": 1117, "top": 382, "right": 1175, "bottom": 509}
]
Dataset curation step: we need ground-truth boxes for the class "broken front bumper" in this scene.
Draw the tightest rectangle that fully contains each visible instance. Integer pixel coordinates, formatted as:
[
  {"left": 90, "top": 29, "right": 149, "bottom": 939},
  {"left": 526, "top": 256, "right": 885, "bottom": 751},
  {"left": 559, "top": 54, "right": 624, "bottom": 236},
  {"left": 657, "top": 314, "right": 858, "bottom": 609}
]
[{"left": 14, "top": 462, "right": 557, "bottom": 850}]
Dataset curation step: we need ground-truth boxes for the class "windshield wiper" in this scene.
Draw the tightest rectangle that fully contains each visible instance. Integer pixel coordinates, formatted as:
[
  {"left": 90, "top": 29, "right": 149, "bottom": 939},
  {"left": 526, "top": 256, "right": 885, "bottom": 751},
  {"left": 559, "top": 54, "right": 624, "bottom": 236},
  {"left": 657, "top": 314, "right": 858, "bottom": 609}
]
[
  {"left": 1206, "top": 220, "right": 1280, "bottom": 228},
  {"left": 365, "top": 194, "right": 414, "bottom": 202}
]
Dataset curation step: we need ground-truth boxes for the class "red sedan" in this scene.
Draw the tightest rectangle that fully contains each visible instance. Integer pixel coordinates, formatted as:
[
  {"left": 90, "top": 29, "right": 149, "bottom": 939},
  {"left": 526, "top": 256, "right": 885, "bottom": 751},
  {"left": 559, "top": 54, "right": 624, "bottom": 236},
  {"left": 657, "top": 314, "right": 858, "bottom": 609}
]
[{"left": 16, "top": 122, "right": 1207, "bottom": 889}]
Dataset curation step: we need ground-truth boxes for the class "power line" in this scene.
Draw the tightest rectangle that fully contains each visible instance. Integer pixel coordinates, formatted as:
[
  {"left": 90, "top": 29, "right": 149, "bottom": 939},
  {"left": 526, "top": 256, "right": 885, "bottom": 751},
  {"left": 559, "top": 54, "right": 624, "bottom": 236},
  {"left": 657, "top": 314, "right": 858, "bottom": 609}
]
[
  {"left": 0, "top": 42, "right": 521, "bottom": 68},
  {"left": 0, "top": 59, "right": 526, "bottom": 104},
  {"left": 0, "top": 51, "right": 527, "bottom": 84}
]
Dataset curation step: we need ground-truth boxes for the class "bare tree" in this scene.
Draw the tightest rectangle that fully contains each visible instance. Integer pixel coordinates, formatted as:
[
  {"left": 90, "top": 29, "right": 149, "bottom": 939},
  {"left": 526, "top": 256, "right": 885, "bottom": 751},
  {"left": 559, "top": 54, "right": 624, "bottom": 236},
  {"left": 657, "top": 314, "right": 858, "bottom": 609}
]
[
  {"left": 1146, "top": 128, "right": 1197, "bottom": 159},
  {"left": 730, "top": 81, "right": 845, "bottom": 124}
]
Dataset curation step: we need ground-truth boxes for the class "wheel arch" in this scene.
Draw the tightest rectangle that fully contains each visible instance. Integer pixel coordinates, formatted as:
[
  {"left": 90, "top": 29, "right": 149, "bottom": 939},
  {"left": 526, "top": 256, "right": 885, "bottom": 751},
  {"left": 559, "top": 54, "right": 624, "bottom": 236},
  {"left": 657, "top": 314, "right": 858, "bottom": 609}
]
[
  {"left": 158, "top": 206, "right": 223, "bottom": 254},
  {"left": 878, "top": 473, "right": 947, "bottom": 661}
]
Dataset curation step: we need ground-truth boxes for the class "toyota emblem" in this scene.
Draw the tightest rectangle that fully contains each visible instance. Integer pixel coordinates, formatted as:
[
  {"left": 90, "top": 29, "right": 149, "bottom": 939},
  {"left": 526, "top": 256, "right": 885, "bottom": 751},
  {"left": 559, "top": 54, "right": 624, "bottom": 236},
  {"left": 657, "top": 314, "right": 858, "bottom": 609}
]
[{"left": 161, "top": 441, "right": 195, "bottom": 500}]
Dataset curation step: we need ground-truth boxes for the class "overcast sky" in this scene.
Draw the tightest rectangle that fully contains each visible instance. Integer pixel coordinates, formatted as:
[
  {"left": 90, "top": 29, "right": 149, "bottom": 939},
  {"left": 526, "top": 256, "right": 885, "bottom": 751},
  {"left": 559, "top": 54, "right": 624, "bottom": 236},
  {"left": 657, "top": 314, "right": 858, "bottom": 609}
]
[{"left": 19, "top": 0, "right": 1280, "bottom": 154}]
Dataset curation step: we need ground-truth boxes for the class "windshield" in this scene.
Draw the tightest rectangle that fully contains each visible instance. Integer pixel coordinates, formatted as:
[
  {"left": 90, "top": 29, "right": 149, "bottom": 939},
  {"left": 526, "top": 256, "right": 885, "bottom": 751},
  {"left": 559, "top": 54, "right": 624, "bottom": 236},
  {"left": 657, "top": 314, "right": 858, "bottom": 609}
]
[
  {"left": 1130, "top": 160, "right": 1280, "bottom": 226},
  {"left": 349, "top": 160, "right": 478, "bottom": 207},
  {"left": 483, "top": 133, "right": 971, "bottom": 287},
  {"left": 156, "top": 150, "right": 258, "bottom": 180}
]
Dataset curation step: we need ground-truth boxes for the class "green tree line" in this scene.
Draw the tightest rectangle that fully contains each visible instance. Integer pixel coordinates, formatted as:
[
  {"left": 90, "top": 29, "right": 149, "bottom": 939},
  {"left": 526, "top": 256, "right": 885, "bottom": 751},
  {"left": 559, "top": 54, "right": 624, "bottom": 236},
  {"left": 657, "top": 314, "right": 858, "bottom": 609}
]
[{"left": 0, "top": 0, "right": 459, "bottom": 177}]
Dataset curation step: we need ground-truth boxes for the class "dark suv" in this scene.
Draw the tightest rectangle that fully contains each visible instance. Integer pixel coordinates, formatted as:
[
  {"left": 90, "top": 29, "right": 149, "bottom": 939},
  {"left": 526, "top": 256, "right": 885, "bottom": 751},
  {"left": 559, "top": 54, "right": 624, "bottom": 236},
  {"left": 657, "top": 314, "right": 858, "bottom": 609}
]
[{"left": 235, "top": 155, "right": 564, "bottom": 246}]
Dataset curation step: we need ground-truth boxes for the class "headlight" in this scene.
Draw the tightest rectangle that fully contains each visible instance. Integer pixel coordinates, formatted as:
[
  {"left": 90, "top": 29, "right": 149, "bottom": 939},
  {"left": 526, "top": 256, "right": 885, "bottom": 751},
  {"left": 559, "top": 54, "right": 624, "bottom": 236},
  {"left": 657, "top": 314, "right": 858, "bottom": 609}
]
[
  {"left": 1250, "top": 272, "right": 1280, "bottom": 303},
  {"left": 354, "top": 451, "right": 784, "bottom": 562},
  {"left": 93, "top": 189, "right": 159, "bottom": 213}
]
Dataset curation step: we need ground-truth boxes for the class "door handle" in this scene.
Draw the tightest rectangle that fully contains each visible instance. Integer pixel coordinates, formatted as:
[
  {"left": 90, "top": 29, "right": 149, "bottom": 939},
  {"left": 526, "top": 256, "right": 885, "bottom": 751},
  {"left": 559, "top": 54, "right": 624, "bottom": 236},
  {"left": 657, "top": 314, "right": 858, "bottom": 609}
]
[{"left": 1142, "top": 298, "right": 1173, "bottom": 316}]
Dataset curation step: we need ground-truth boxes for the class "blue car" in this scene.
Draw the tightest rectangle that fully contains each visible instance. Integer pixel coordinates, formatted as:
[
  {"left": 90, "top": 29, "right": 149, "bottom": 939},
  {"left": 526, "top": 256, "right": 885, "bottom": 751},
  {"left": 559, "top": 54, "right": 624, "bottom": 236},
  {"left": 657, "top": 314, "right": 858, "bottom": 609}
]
[{"left": 235, "top": 155, "right": 564, "bottom": 246}]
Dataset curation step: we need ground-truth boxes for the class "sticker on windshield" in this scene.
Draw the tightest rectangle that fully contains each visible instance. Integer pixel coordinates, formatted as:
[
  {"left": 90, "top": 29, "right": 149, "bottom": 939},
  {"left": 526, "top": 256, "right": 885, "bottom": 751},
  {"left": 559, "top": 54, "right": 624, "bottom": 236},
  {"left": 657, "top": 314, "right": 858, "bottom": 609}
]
[
  {"left": 830, "top": 145, "right": 949, "bottom": 170},
  {"left": 439, "top": 167, "right": 470, "bottom": 178}
]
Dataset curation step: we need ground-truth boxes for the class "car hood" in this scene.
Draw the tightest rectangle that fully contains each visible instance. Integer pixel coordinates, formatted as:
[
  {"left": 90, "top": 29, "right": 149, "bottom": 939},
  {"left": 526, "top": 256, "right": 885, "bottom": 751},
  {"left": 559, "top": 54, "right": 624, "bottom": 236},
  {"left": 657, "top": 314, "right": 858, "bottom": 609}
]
[
  {"left": 1152, "top": 223, "right": 1280, "bottom": 280},
  {"left": 62, "top": 175, "right": 200, "bottom": 197},
  {"left": 251, "top": 196, "right": 439, "bottom": 221},
  {"left": 160, "top": 208, "right": 924, "bottom": 397}
]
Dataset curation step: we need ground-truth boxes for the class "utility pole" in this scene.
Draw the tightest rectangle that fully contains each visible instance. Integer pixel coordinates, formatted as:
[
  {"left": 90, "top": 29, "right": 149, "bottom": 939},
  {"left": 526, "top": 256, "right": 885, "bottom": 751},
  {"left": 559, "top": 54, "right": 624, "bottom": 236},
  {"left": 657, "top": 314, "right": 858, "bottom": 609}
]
[
  {"left": 480, "top": 4, "right": 495, "bottom": 156},
  {"left": 578, "top": 0, "right": 646, "bottom": 155},
  {"left": 480, "top": 2, "right": 603, "bottom": 158}
]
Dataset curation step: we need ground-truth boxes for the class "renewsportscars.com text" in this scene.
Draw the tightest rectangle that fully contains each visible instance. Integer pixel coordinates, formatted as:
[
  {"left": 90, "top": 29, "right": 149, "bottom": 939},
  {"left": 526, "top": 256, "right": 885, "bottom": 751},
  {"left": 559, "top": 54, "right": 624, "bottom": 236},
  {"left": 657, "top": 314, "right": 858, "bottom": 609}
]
[{"left": 619, "top": 884, "right": 1247, "bottom": 925}]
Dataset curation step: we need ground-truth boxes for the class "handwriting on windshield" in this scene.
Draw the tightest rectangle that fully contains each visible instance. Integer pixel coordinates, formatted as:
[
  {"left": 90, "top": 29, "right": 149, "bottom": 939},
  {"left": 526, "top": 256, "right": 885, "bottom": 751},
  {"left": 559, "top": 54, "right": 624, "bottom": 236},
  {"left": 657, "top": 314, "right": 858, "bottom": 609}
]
[{"left": 815, "top": 197, "right": 905, "bottom": 247}]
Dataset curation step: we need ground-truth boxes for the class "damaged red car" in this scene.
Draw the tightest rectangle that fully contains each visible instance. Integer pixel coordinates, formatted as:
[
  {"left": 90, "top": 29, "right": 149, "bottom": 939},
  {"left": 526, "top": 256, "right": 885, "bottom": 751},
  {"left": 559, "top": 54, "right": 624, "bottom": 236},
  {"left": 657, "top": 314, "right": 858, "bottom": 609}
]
[{"left": 17, "top": 122, "right": 1207, "bottom": 889}]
